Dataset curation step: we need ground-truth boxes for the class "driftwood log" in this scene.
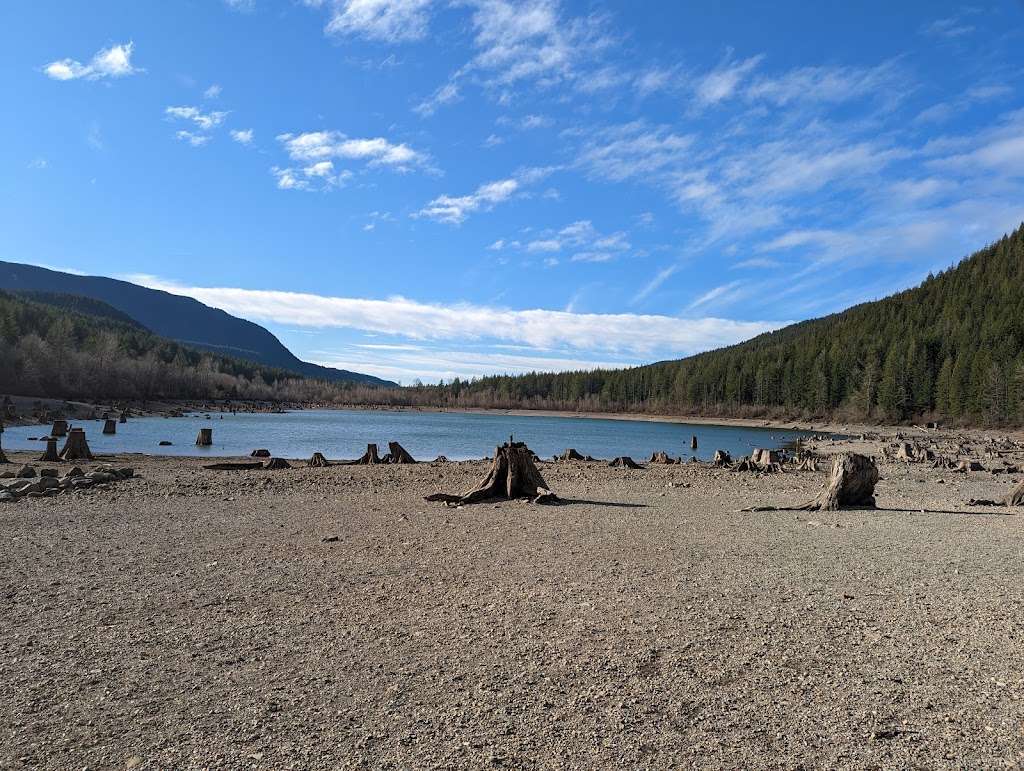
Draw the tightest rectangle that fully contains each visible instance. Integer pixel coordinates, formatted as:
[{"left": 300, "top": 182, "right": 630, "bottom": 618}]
[
  {"left": 794, "top": 453, "right": 878, "bottom": 511},
  {"left": 308, "top": 452, "right": 329, "bottom": 467},
  {"left": 39, "top": 438, "right": 60, "bottom": 462},
  {"left": 59, "top": 428, "right": 94, "bottom": 461},
  {"left": 204, "top": 461, "right": 263, "bottom": 470},
  {"left": 424, "top": 441, "right": 558, "bottom": 505},
  {"left": 967, "top": 477, "right": 1024, "bottom": 507}
]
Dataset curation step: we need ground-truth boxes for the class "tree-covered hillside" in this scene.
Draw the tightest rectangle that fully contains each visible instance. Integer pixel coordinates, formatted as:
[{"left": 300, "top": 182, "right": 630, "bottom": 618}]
[{"left": 442, "top": 223, "right": 1024, "bottom": 424}]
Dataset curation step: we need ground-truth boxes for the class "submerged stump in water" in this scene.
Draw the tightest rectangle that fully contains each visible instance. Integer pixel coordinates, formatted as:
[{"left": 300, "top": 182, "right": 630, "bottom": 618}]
[
  {"left": 425, "top": 441, "right": 559, "bottom": 505},
  {"left": 103, "top": 419, "right": 117, "bottom": 435},
  {"left": 196, "top": 428, "right": 213, "bottom": 446}
]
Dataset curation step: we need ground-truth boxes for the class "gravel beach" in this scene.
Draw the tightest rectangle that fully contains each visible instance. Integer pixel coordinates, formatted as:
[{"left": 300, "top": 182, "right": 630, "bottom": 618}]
[{"left": 2, "top": 434, "right": 1023, "bottom": 769}]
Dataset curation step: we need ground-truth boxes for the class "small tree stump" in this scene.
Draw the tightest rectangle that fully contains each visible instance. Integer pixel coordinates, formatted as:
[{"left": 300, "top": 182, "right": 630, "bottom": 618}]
[
  {"left": 308, "top": 452, "right": 329, "bottom": 467},
  {"left": 794, "top": 453, "right": 878, "bottom": 511},
  {"left": 251, "top": 448, "right": 271, "bottom": 457},
  {"left": 649, "top": 451, "right": 671, "bottom": 464},
  {"left": 691, "top": 436, "right": 698, "bottom": 450},
  {"left": 196, "top": 428, "right": 213, "bottom": 446},
  {"left": 0, "top": 419, "right": 8, "bottom": 464},
  {"left": 39, "top": 439, "right": 60, "bottom": 463},
  {"left": 609, "top": 456, "right": 642, "bottom": 469},
  {"left": 752, "top": 449, "right": 781, "bottom": 467},
  {"left": 103, "top": 419, "right": 117, "bottom": 435},
  {"left": 119, "top": 411, "right": 128, "bottom": 424},
  {"left": 425, "top": 441, "right": 558, "bottom": 505},
  {"left": 712, "top": 449, "right": 732, "bottom": 467},
  {"left": 731, "top": 455, "right": 756, "bottom": 472},
  {"left": 52, "top": 419, "right": 69, "bottom": 437},
  {"left": 264, "top": 458, "right": 291, "bottom": 470},
  {"left": 355, "top": 443, "right": 381, "bottom": 465},
  {"left": 560, "top": 448, "right": 585, "bottom": 461},
  {"left": 59, "top": 428, "right": 94, "bottom": 461}
]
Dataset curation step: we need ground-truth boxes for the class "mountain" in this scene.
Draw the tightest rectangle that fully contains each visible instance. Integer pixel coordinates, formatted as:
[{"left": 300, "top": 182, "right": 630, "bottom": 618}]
[
  {"left": 0, "top": 261, "right": 394, "bottom": 386},
  {"left": 447, "top": 223, "right": 1024, "bottom": 423}
]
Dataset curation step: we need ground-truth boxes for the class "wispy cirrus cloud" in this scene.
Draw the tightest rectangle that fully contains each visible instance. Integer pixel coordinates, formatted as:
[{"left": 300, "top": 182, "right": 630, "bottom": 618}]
[
  {"left": 416, "top": 166, "right": 556, "bottom": 225},
  {"left": 41, "top": 42, "right": 140, "bottom": 81},
  {"left": 309, "top": 0, "right": 435, "bottom": 42},
  {"left": 165, "top": 106, "right": 229, "bottom": 147}
]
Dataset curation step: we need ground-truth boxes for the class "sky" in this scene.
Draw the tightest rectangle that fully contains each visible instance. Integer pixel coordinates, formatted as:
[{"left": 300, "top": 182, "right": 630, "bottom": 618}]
[{"left": 3, "top": 1, "right": 1024, "bottom": 385}]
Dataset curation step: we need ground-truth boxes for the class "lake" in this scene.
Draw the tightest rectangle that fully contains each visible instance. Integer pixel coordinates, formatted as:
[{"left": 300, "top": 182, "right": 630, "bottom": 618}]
[{"left": 2, "top": 409, "right": 820, "bottom": 462}]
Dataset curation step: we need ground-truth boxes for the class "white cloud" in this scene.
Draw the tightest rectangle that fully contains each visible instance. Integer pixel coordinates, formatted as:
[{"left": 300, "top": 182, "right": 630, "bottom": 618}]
[
  {"left": 417, "top": 178, "right": 521, "bottom": 225},
  {"left": 414, "top": 81, "right": 460, "bottom": 117},
  {"left": 318, "top": 0, "right": 435, "bottom": 42},
  {"left": 694, "top": 55, "right": 762, "bottom": 107},
  {"left": 165, "top": 106, "right": 229, "bottom": 131},
  {"left": 225, "top": 0, "right": 255, "bottom": 10},
  {"left": 686, "top": 280, "right": 745, "bottom": 311},
  {"left": 575, "top": 122, "right": 694, "bottom": 183},
  {"left": 271, "top": 162, "right": 353, "bottom": 191},
  {"left": 204, "top": 84, "right": 223, "bottom": 99},
  {"left": 277, "top": 130, "right": 425, "bottom": 169},
  {"left": 230, "top": 128, "right": 255, "bottom": 145},
  {"left": 127, "top": 274, "right": 787, "bottom": 359},
  {"left": 921, "top": 17, "right": 975, "bottom": 38},
  {"left": 176, "top": 130, "right": 211, "bottom": 147},
  {"left": 42, "top": 42, "right": 139, "bottom": 81},
  {"left": 744, "top": 61, "right": 901, "bottom": 107}
]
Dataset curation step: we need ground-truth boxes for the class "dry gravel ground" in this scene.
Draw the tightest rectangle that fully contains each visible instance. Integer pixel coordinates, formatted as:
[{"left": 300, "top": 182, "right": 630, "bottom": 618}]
[{"left": 1, "top": 445, "right": 1023, "bottom": 769}]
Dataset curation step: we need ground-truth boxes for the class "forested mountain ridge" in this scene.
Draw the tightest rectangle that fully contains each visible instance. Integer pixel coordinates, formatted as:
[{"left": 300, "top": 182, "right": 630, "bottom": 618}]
[
  {"left": 0, "top": 261, "right": 394, "bottom": 386},
  {"left": 441, "top": 223, "right": 1024, "bottom": 424}
]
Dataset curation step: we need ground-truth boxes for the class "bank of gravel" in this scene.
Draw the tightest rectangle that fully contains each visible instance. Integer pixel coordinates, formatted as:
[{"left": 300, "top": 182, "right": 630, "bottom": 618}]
[{"left": 1, "top": 446, "right": 1022, "bottom": 769}]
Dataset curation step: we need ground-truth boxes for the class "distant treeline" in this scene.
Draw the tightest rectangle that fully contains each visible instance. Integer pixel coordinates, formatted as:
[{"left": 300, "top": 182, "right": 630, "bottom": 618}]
[{"left": 394, "top": 223, "right": 1024, "bottom": 425}]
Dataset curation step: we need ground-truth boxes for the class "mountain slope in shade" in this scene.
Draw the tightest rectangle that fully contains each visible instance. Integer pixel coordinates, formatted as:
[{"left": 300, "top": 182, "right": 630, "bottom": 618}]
[{"left": 0, "top": 261, "right": 394, "bottom": 386}]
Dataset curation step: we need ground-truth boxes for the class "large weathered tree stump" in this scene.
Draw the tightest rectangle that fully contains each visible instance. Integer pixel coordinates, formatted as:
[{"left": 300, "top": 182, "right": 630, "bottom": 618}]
[
  {"left": 39, "top": 438, "right": 60, "bottom": 462},
  {"left": 425, "top": 441, "right": 558, "bottom": 505},
  {"left": 308, "top": 452, "right": 329, "bottom": 467},
  {"left": 794, "top": 453, "right": 878, "bottom": 511},
  {"left": 59, "top": 428, "right": 94, "bottom": 461},
  {"left": 103, "top": 419, "right": 117, "bottom": 435},
  {"left": 712, "top": 449, "right": 732, "bottom": 467},
  {"left": 52, "top": 419, "right": 69, "bottom": 437},
  {"left": 383, "top": 441, "right": 416, "bottom": 464},
  {"left": 196, "top": 428, "right": 213, "bottom": 446}
]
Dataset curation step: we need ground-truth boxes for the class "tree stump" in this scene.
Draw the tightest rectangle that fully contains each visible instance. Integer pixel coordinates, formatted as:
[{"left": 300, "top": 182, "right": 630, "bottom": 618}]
[
  {"left": 731, "top": 456, "right": 757, "bottom": 472},
  {"left": 649, "top": 451, "right": 671, "bottom": 464},
  {"left": 1002, "top": 479, "right": 1024, "bottom": 506},
  {"left": 59, "top": 428, "right": 94, "bottom": 461},
  {"left": 383, "top": 441, "right": 416, "bottom": 464},
  {"left": 196, "top": 428, "right": 213, "bottom": 446},
  {"left": 608, "top": 456, "right": 642, "bottom": 469},
  {"left": 308, "top": 452, "right": 329, "bottom": 467},
  {"left": 793, "top": 453, "right": 878, "bottom": 511},
  {"left": 560, "top": 448, "right": 585, "bottom": 461},
  {"left": 52, "top": 419, "right": 69, "bottom": 437},
  {"left": 250, "top": 448, "right": 271, "bottom": 457},
  {"left": 119, "top": 411, "right": 129, "bottom": 424},
  {"left": 752, "top": 449, "right": 781, "bottom": 467},
  {"left": 264, "top": 458, "right": 291, "bottom": 470},
  {"left": 355, "top": 443, "right": 382, "bottom": 465},
  {"left": 39, "top": 439, "right": 60, "bottom": 462},
  {"left": 103, "top": 419, "right": 117, "bottom": 435},
  {"left": 712, "top": 449, "right": 732, "bottom": 467},
  {"left": 0, "top": 419, "right": 8, "bottom": 464},
  {"left": 424, "top": 441, "right": 558, "bottom": 505}
]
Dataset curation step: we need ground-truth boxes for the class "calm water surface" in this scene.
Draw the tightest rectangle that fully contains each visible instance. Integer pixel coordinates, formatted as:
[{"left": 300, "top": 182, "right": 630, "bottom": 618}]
[{"left": 3, "top": 409, "right": 820, "bottom": 462}]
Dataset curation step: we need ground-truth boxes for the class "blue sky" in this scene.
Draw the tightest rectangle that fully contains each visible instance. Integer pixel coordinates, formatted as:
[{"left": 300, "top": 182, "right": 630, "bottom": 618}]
[{"left": 3, "top": 1, "right": 1024, "bottom": 384}]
